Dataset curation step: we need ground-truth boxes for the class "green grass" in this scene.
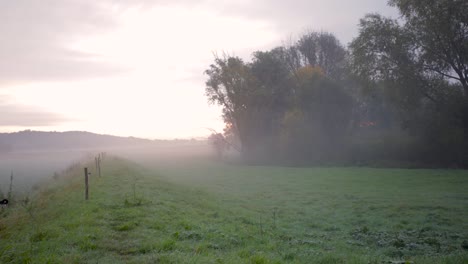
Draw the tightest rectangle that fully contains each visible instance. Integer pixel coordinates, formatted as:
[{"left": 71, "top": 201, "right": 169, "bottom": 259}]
[{"left": 0, "top": 156, "right": 467, "bottom": 263}]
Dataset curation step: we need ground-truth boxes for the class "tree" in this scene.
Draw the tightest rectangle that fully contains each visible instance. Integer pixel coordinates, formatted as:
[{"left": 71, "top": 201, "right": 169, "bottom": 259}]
[
  {"left": 389, "top": 0, "right": 468, "bottom": 93},
  {"left": 350, "top": 0, "right": 468, "bottom": 101},
  {"left": 205, "top": 49, "right": 299, "bottom": 161},
  {"left": 204, "top": 55, "right": 265, "bottom": 159},
  {"left": 350, "top": 14, "right": 434, "bottom": 110},
  {"left": 296, "top": 31, "right": 347, "bottom": 81},
  {"left": 280, "top": 66, "right": 353, "bottom": 163},
  {"left": 205, "top": 32, "right": 353, "bottom": 164},
  {"left": 349, "top": 0, "right": 468, "bottom": 166},
  {"left": 249, "top": 48, "right": 294, "bottom": 137}
]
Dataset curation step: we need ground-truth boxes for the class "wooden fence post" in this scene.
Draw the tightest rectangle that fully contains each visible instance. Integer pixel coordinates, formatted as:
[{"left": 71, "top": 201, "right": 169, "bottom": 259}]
[
  {"left": 84, "top": 167, "right": 89, "bottom": 200},
  {"left": 8, "top": 171, "right": 13, "bottom": 201},
  {"left": 98, "top": 155, "right": 101, "bottom": 177}
]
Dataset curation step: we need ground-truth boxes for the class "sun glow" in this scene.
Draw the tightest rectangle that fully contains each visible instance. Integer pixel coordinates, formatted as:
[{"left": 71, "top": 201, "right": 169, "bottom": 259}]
[{"left": 4, "top": 5, "right": 279, "bottom": 139}]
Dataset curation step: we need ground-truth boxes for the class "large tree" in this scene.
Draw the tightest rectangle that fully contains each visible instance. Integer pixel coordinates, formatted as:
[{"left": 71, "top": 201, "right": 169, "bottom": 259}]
[
  {"left": 205, "top": 32, "right": 353, "bottom": 163},
  {"left": 350, "top": 0, "right": 468, "bottom": 100},
  {"left": 204, "top": 56, "right": 257, "bottom": 156},
  {"left": 350, "top": 0, "right": 468, "bottom": 166},
  {"left": 390, "top": 0, "right": 468, "bottom": 93},
  {"left": 204, "top": 55, "right": 288, "bottom": 160}
]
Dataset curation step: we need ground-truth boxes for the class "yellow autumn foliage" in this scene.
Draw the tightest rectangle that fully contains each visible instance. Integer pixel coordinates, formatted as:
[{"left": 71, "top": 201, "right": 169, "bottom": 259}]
[{"left": 295, "top": 65, "right": 324, "bottom": 82}]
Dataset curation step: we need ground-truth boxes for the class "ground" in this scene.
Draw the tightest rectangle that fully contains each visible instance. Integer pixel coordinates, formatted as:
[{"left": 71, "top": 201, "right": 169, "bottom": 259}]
[{"left": 0, "top": 155, "right": 467, "bottom": 263}]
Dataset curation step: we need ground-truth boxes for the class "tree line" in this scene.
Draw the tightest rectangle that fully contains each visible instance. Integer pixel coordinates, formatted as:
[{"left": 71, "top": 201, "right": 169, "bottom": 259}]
[{"left": 205, "top": 0, "right": 468, "bottom": 168}]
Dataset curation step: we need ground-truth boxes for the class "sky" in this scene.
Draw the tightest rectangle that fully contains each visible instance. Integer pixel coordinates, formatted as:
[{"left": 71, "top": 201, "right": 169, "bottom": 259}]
[{"left": 0, "top": 0, "right": 397, "bottom": 139}]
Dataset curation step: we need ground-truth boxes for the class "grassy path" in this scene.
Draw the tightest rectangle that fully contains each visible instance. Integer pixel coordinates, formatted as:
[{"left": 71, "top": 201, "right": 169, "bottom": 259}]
[{"left": 0, "top": 157, "right": 467, "bottom": 263}]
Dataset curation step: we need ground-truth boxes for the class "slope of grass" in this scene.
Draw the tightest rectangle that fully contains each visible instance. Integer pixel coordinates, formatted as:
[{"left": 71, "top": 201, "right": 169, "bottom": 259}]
[{"left": 0, "top": 156, "right": 467, "bottom": 263}]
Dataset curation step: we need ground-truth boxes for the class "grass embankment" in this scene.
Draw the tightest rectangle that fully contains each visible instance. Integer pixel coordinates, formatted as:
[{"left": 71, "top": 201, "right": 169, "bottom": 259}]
[{"left": 0, "top": 157, "right": 467, "bottom": 263}]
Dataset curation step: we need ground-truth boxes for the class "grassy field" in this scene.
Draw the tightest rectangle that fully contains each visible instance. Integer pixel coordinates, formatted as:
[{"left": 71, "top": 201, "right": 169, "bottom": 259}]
[{"left": 0, "top": 155, "right": 467, "bottom": 263}]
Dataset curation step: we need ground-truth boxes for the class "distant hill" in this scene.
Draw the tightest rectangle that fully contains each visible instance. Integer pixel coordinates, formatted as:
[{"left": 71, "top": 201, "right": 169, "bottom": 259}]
[{"left": 0, "top": 130, "right": 171, "bottom": 153}]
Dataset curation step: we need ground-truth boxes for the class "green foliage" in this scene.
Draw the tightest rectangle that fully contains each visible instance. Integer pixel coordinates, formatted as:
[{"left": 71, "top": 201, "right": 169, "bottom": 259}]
[
  {"left": 278, "top": 69, "right": 353, "bottom": 164},
  {"left": 389, "top": 0, "right": 468, "bottom": 91},
  {"left": 296, "top": 31, "right": 347, "bottom": 81},
  {"left": 203, "top": 1, "right": 468, "bottom": 167},
  {"left": 349, "top": 0, "right": 468, "bottom": 167},
  {"left": 205, "top": 55, "right": 264, "bottom": 157},
  {"left": 205, "top": 32, "right": 354, "bottom": 165}
]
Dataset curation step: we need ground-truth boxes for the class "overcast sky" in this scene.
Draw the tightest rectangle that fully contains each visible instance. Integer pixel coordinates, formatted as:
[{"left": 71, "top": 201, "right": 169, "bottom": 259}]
[{"left": 0, "top": 0, "right": 397, "bottom": 139}]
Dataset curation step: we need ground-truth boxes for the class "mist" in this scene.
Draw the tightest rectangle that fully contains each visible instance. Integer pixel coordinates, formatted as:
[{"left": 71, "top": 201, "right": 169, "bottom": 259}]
[{"left": 1, "top": 0, "right": 467, "bottom": 263}]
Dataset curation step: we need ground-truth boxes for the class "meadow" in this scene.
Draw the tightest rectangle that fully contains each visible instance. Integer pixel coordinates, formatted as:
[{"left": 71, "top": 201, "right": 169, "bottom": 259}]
[{"left": 0, "top": 151, "right": 467, "bottom": 263}]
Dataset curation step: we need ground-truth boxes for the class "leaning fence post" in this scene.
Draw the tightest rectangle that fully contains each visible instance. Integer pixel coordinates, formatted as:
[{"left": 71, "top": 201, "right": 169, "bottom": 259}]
[{"left": 84, "top": 167, "right": 89, "bottom": 200}]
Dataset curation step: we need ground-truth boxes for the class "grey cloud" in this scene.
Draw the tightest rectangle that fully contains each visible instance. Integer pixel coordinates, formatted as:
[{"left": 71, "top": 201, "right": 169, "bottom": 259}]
[
  {"left": 207, "top": 0, "right": 398, "bottom": 44},
  {"left": 0, "top": 0, "right": 128, "bottom": 86},
  {"left": 134, "top": 0, "right": 398, "bottom": 44},
  {"left": 0, "top": 98, "right": 70, "bottom": 127},
  {"left": 0, "top": 0, "right": 397, "bottom": 86},
  {"left": 0, "top": 48, "right": 126, "bottom": 84}
]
